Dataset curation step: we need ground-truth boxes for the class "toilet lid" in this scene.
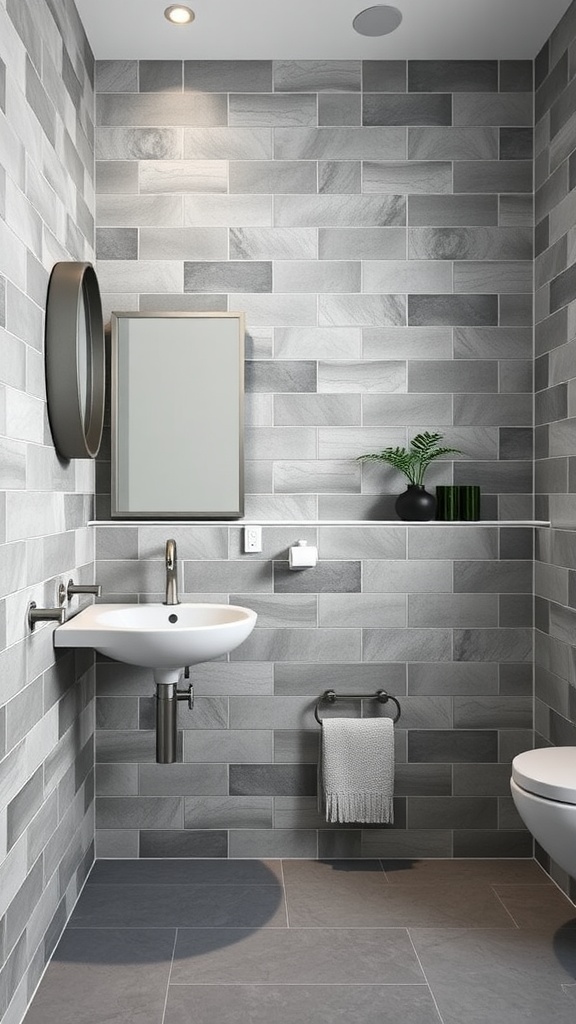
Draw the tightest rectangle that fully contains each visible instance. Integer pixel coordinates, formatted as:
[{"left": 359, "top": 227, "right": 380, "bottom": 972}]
[{"left": 512, "top": 747, "right": 576, "bottom": 803}]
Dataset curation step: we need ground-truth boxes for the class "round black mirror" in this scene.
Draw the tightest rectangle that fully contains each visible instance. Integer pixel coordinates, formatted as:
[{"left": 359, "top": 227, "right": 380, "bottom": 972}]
[{"left": 45, "top": 261, "right": 105, "bottom": 459}]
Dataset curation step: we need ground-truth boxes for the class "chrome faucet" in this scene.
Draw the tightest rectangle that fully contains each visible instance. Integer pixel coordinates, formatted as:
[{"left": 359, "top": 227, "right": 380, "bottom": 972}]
[{"left": 164, "top": 539, "right": 180, "bottom": 606}]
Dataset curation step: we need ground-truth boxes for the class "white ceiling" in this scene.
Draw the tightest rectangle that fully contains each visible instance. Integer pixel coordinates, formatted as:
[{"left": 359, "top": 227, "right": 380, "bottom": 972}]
[{"left": 75, "top": 0, "right": 573, "bottom": 61}]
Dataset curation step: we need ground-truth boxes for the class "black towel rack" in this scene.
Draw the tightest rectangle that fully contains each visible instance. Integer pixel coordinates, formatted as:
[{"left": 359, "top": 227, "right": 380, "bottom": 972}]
[{"left": 314, "top": 689, "right": 401, "bottom": 725}]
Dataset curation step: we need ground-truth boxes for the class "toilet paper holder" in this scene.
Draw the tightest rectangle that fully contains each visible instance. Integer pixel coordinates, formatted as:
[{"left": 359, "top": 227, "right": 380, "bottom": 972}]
[{"left": 289, "top": 540, "right": 318, "bottom": 570}]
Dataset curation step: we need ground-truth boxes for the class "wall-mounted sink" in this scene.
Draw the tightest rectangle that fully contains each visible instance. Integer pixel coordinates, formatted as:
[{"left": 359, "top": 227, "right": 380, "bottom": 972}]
[{"left": 54, "top": 602, "right": 257, "bottom": 681}]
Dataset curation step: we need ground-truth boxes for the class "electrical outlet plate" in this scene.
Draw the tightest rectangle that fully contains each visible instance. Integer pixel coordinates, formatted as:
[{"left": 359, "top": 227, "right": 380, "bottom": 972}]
[{"left": 244, "top": 526, "right": 262, "bottom": 553}]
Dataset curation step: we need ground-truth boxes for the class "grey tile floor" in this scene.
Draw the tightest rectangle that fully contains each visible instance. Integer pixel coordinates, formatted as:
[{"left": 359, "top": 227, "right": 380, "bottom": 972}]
[{"left": 22, "top": 858, "right": 576, "bottom": 1024}]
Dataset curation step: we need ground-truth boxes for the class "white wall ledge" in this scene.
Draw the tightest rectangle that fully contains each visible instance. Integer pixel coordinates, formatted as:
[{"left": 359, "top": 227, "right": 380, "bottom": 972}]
[{"left": 89, "top": 520, "right": 551, "bottom": 527}]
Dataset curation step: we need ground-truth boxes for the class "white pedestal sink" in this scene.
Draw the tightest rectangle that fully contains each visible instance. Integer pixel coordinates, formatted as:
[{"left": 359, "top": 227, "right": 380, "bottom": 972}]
[{"left": 54, "top": 602, "right": 257, "bottom": 683}]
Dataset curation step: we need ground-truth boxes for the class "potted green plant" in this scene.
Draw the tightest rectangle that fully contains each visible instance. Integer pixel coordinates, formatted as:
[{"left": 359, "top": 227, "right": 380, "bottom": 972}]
[{"left": 356, "top": 431, "right": 462, "bottom": 521}]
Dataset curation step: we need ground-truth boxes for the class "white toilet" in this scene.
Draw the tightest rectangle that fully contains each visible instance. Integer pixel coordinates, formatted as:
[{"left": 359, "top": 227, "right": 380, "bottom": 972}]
[{"left": 511, "top": 746, "right": 576, "bottom": 878}]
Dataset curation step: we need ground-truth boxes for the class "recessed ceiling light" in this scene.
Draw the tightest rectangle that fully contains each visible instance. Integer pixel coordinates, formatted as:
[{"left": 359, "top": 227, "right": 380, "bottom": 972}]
[
  {"left": 353, "top": 5, "right": 402, "bottom": 36},
  {"left": 164, "top": 5, "right": 195, "bottom": 25}
]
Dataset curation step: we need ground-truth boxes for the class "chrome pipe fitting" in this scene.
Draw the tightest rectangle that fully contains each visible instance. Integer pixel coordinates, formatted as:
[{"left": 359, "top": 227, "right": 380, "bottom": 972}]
[
  {"left": 60, "top": 580, "right": 102, "bottom": 603},
  {"left": 28, "top": 603, "right": 67, "bottom": 630}
]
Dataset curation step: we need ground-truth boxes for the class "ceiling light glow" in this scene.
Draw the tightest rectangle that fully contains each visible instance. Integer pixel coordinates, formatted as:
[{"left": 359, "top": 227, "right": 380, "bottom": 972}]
[
  {"left": 164, "top": 5, "right": 195, "bottom": 24},
  {"left": 353, "top": 5, "right": 402, "bottom": 36}
]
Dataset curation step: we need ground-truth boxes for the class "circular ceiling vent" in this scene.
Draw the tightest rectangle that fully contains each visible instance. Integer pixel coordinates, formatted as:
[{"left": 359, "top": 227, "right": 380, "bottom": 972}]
[{"left": 353, "top": 5, "right": 403, "bottom": 36}]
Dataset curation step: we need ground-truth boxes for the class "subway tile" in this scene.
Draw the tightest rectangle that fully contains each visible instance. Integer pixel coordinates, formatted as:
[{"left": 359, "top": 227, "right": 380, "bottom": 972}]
[
  {"left": 97, "top": 92, "right": 228, "bottom": 126},
  {"left": 246, "top": 361, "right": 316, "bottom": 392},
  {"left": 139, "top": 60, "right": 182, "bottom": 92},
  {"left": 318, "top": 161, "right": 362, "bottom": 194},
  {"left": 95, "top": 797, "right": 182, "bottom": 830},
  {"left": 363, "top": 61, "right": 407, "bottom": 92},
  {"left": 97, "top": 194, "right": 183, "bottom": 227},
  {"left": 139, "top": 160, "right": 227, "bottom": 194},
  {"left": 320, "top": 293, "right": 406, "bottom": 325},
  {"left": 363, "top": 161, "right": 452, "bottom": 194},
  {"left": 454, "top": 560, "right": 532, "bottom": 593},
  {"left": 409, "top": 61, "right": 498, "bottom": 92},
  {"left": 453, "top": 696, "right": 532, "bottom": 728},
  {"left": 363, "top": 93, "right": 452, "bottom": 126},
  {"left": 140, "top": 227, "right": 227, "bottom": 260},
  {"left": 454, "top": 161, "right": 533, "bottom": 193},
  {"left": 408, "top": 662, "right": 498, "bottom": 696},
  {"left": 273, "top": 461, "right": 359, "bottom": 494},
  {"left": 184, "top": 195, "right": 272, "bottom": 226},
  {"left": 231, "top": 227, "right": 317, "bottom": 259},
  {"left": 275, "top": 195, "right": 405, "bottom": 226},
  {"left": 319, "top": 228, "right": 406, "bottom": 260},
  {"left": 408, "top": 796, "right": 497, "bottom": 830},
  {"left": 501, "top": 60, "right": 533, "bottom": 92},
  {"left": 408, "top": 594, "right": 497, "bottom": 628},
  {"left": 453, "top": 393, "right": 532, "bottom": 425},
  {"left": 184, "top": 61, "right": 272, "bottom": 92},
  {"left": 230, "top": 595, "right": 317, "bottom": 628},
  {"left": 318, "top": 593, "right": 406, "bottom": 627},
  {"left": 274, "top": 126, "right": 406, "bottom": 160},
  {"left": 274, "top": 394, "right": 361, "bottom": 426},
  {"left": 95, "top": 228, "right": 137, "bottom": 260},
  {"left": 408, "top": 194, "right": 498, "bottom": 226},
  {"left": 274, "top": 561, "right": 361, "bottom": 593},
  {"left": 318, "top": 360, "right": 405, "bottom": 392},
  {"left": 274, "top": 261, "right": 360, "bottom": 293},
  {"left": 184, "top": 797, "right": 272, "bottom": 829},
  {"left": 230, "top": 628, "right": 361, "bottom": 662},
  {"left": 318, "top": 94, "right": 361, "bottom": 126},
  {"left": 275, "top": 60, "right": 361, "bottom": 92},
  {"left": 364, "top": 559, "right": 452, "bottom": 594},
  {"left": 453, "top": 628, "right": 532, "bottom": 663},
  {"left": 139, "top": 832, "right": 228, "bottom": 858},
  {"left": 363, "top": 628, "right": 452, "bottom": 663},
  {"left": 183, "top": 127, "right": 272, "bottom": 159},
  {"left": 96, "top": 60, "right": 138, "bottom": 92},
  {"left": 229, "top": 764, "right": 316, "bottom": 796},
  {"left": 184, "top": 261, "right": 271, "bottom": 293},
  {"left": 182, "top": 731, "right": 272, "bottom": 764},
  {"left": 408, "top": 126, "right": 498, "bottom": 161},
  {"left": 363, "top": 260, "right": 452, "bottom": 294},
  {"left": 228, "top": 830, "right": 317, "bottom": 858},
  {"left": 363, "top": 393, "right": 453, "bottom": 426},
  {"left": 229, "top": 161, "right": 317, "bottom": 194},
  {"left": 408, "top": 730, "right": 498, "bottom": 763},
  {"left": 96, "top": 126, "right": 183, "bottom": 159},
  {"left": 319, "top": 526, "right": 406, "bottom": 559},
  {"left": 234, "top": 293, "right": 317, "bottom": 326},
  {"left": 408, "top": 295, "right": 498, "bottom": 328},
  {"left": 500, "top": 127, "right": 534, "bottom": 160},
  {"left": 454, "top": 93, "right": 533, "bottom": 126},
  {"left": 229, "top": 94, "right": 316, "bottom": 127},
  {"left": 363, "top": 326, "right": 452, "bottom": 360},
  {"left": 409, "top": 226, "right": 532, "bottom": 260},
  {"left": 454, "top": 261, "right": 532, "bottom": 294}
]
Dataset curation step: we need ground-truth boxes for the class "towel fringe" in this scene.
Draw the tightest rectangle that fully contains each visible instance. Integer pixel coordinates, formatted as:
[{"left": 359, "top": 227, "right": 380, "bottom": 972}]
[{"left": 324, "top": 791, "right": 394, "bottom": 824}]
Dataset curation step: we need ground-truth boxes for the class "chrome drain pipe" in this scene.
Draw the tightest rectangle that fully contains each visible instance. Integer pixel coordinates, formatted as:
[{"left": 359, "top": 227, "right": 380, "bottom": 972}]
[{"left": 156, "top": 675, "right": 193, "bottom": 764}]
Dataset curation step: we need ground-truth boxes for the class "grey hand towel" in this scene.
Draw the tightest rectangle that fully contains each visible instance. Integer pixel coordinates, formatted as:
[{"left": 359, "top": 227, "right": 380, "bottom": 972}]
[{"left": 318, "top": 717, "right": 394, "bottom": 824}]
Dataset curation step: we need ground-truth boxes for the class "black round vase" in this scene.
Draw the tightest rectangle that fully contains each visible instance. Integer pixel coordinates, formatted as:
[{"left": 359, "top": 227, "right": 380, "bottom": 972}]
[{"left": 395, "top": 485, "right": 436, "bottom": 522}]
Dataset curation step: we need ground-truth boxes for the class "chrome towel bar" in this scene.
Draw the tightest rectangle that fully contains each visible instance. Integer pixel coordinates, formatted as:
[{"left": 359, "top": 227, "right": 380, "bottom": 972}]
[{"left": 314, "top": 689, "right": 401, "bottom": 725}]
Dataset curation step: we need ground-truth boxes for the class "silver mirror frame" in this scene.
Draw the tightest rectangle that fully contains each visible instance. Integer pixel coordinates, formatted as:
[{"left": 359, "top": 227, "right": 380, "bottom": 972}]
[
  {"left": 110, "top": 311, "right": 245, "bottom": 520},
  {"left": 45, "top": 261, "right": 105, "bottom": 459}
]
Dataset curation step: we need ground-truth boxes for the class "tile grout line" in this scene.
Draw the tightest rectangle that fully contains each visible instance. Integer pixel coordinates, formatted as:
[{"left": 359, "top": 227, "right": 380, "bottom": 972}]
[
  {"left": 280, "top": 859, "right": 291, "bottom": 927},
  {"left": 491, "top": 886, "right": 521, "bottom": 929},
  {"left": 406, "top": 929, "right": 448, "bottom": 1024},
  {"left": 160, "top": 928, "right": 179, "bottom": 1024}
]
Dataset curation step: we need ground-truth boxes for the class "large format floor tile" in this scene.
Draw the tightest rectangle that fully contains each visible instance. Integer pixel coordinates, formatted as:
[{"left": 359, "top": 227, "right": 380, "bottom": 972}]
[
  {"left": 22, "top": 929, "right": 175, "bottom": 1024},
  {"left": 163, "top": 984, "right": 442, "bottom": 1024},
  {"left": 89, "top": 858, "right": 283, "bottom": 885},
  {"left": 170, "top": 926, "right": 424, "bottom": 984},
  {"left": 381, "top": 858, "right": 553, "bottom": 884},
  {"left": 409, "top": 926, "right": 576, "bottom": 1024},
  {"left": 69, "top": 883, "right": 286, "bottom": 928},
  {"left": 284, "top": 879, "right": 517, "bottom": 928}
]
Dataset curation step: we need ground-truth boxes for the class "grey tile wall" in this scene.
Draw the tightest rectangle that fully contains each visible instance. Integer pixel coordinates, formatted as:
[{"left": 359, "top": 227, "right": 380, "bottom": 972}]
[
  {"left": 94, "top": 523, "right": 532, "bottom": 861},
  {"left": 0, "top": 2, "right": 96, "bottom": 1021},
  {"left": 94, "top": 58, "right": 534, "bottom": 522},
  {"left": 535, "top": 0, "right": 576, "bottom": 901}
]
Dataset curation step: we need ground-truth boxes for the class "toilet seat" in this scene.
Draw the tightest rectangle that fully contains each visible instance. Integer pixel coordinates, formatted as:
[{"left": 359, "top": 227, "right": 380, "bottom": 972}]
[{"left": 512, "top": 747, "right": 576, "bottom": 804}]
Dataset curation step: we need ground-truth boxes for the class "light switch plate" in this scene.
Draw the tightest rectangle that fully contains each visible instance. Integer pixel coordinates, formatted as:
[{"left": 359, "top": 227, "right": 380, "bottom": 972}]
[{"left": 244, "top": 526, "right": 262, "bottom": 553}]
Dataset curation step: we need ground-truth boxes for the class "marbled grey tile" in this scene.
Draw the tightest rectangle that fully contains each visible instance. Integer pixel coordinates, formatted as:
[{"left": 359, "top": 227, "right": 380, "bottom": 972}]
[
  {"left": 453, "top": 628, "right": 532, "bottom": 663},
  {"left": 273, "top": 460, "right": 360, "bottom": 493},
  {"left": 184, "top": 194, "right": 272, "bottom": 226},
  {"left": 364, "top": 559, "right": 452, "bottom": 594},
  {"left": 229, "top": 94, "right": 316, "bottom": 127},
  {"left": 408, "top": 796, "right": 497, "bottom": 830},
  {"left": 246, "top": 361, "right": 316, "bottom": 393},
  {"left": 408, "top": 195, "right": 498, "bottom": 227},
  {"left": 408, "top": 662, "right": 498, "bottom": 696},
  {"left": 274, "top": 663, "right": 406, "bottom": 696},
  {"left": 318, "top": 593, "right": 406, "bottom": 627},
  {"left": 7, "top": 767, "right": 43, "bottom": 850},
  {"left": 409, "top": 227, "right": 532, "bottom": 261},
  {"left": 184, "top": 261, "right": 271, "bottom": 293},
  {"left": 408, "top": 730, "right": 498, "bottom": 763},
  {"left": 228, "top": 831, "right": 317, "bottom": 858},
  {"left": 501, "top": 126, "right": 534, "bottom": 160},
  {"left": 500, "top": 195, "right": 534, "bottom": 226},
  {"left": 274, "top": 561, "right": 361, "bottom": 594},
  {"left": 363, "top": 260, "right": 452, "bottom": 294},
  {"left": 363, "top": 393, "right": 453, "bottom": 426},
  {"left": 363, "top": 161, "right": 452, "bottom": 194},
  {"left": 95, "top": 227, "right": 137, "bottom": 260},
  {"left": 184, "top": 61, "right": 272, "bottom": 92},
  {"left": 409, "top": 527, "right": 498, "bottom": 560},
  {"left": 408, "top": 126, "right": 498, "bottom": 160},
  {"left": 95, "top": 161, "right": 138, "bottom": 194},
  {"left": 230, "top": 594, "right": 317, "bottom": 628},
  {"left": 229, "top": 763, "right": 316, "bottom": 796},
  {"left": 454, "top": 92, "right": 533, "bottom": 126},
  {"left": 274, "top": 126, "right": 405, "bottom": 160},
  {"left": 274, "top": 261, "right": 360, "bottom": 293},
  {"left": 275, "top": 60, "right": 361, "bottom": 92},
  {"left": 95, "top": 60, "right": 138, "bottom": 92},
  {"left": 454, "top": 696, "right": 532, "bottom": 728},
  {"left": 318, "top": 161, "right": 361, "bottom": 194},
  {"left": 96, "top": 731, "right": 157, "bottom": 763},
  {"left": 318, "top": 359, "right": 405, "bottom": 392},
  {"left": 95, "top": 797, "right": 182, "bottom": 830},
  {"left": 139, "top": 831, "right": 228, "bottom": 858},
  {"left": 363, "top": 93, "right": 452, "bottom": 126},
  {"left": 319, "top": 292, "right": 405, "bottom": 325},
  {"left": 276, "top": 194, "right": 405, "bottom": 226},
  {"left": 318, "top": 94, "right": 361, "bottom": 126},
  {"left": 454, "top": 560, "right": 532, "bottom": 593},
  {"left": 231, "top": 227, "right": 317, "bottom": 260},
  {"left": 409, "top": 358, "right": 497, "bottom": 390},
  {"left": 96, "top": 764, "right": 139, "bottom": 797},
  {"left": 139, "top": 159, "right": 227, "bottom": 194},
  {"left": 230, "top": 627, "right": 361, "bottom": 662},
  {"left": 453, "top": 393, "right": 532, "bottom": 425},
  {"left": 229, "top": 160, "right": 317, "bottom": 194},
  {"left": 182, "top": 731, "right": 272, "bottom": 764},
  {"left": 97, "top": 194, "right": 183, "bottom": 227},
  {"left": 501, "top": 60, "right": 533, "bottom": 92},
  {"left": 455, "top": 261, "right": 532, "bottom": 294},
  {"left": 139, "top": 60, "right": 183, "bottom": 93},
  {"left": 364, "top": 628, "right": 452, "bottom": 663},
  {"left": 97, "top": 92, "right": 227, "bottom": 127},
  {"left": 184, "top": 797, "right": 272, "bottom": 829},
  {"left": 363, "top": 326, "right": 452, "bottom": 360},
  {"left": 363, "top": 61, "right": 407, "bottom": 92},
  {"left": 409, "top": 61, "right": 498, "bottom": 92},
  {"left": 183, "top": 127, "right": 272, "bottom": 159},
  {"left": 454, "top": 160, "right": 533, "bottom": 194},
  {"left": 274, "top": 394, "right": 360, "bottom": 426},
  {"left": 408, "top": 594, "right": 497, "bottom": 628},
  {"left": 139, "top": 226, "right": 227, "bottom": 260},
  {"left": 408, "top": 295, "right": 498, "bottom": 328}
]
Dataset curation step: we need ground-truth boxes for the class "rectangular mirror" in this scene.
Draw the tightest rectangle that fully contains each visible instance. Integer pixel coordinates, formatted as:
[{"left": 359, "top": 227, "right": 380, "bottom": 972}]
[{"left": 111, "top": 311, "right": 244, "bottom": 519}]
